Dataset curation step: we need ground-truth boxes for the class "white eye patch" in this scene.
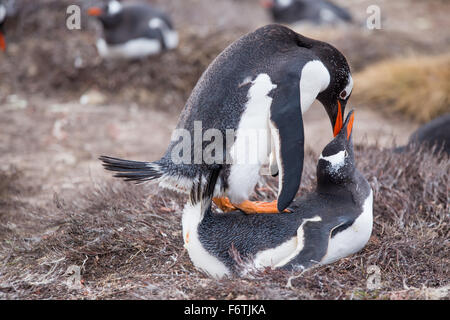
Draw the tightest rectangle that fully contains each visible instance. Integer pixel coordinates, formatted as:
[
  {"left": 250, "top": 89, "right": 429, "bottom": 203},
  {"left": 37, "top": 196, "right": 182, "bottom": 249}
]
[
  {"left": 0, "top": 5, "right": 6, "bottom": 23},
  {"left": 277, "top": 0, "right": 293, "bottom": 8},
  {"left": 319, "top": 150, "right": 347, "bottom": 172},
  {"left": 341, "top": 75, "right": 353, "bottom": 100},
  {"left": 108, "top": 0, "right": 122, "bottom": 15}
]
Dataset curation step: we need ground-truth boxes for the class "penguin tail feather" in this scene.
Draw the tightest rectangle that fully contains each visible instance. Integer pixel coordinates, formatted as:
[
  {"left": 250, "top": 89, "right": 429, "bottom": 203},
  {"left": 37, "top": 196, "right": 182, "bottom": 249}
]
[{"left": 99, "top": 155, "right": 164, "bottom": 184}]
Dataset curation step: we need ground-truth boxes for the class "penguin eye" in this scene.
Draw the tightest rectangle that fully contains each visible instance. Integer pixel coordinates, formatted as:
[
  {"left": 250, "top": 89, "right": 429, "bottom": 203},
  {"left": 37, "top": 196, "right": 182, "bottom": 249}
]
[{"left": 340, "top": 90, "right": 347, "bottom": 100}]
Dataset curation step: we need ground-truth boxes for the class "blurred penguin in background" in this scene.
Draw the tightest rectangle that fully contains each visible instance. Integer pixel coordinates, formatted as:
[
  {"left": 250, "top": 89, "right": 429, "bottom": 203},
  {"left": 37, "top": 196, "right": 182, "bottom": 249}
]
[
  {"left": 395, "top": 114, "right": 450, "bottom": 157},
  {"left": 261, "top": 0, "right": 352, "bottom": 26},
  {"left": 87, "top": 0, "right": 179, "bottom": 60},
  {"left": 0, "top": 0, "right": 19, "bottom": 51}
]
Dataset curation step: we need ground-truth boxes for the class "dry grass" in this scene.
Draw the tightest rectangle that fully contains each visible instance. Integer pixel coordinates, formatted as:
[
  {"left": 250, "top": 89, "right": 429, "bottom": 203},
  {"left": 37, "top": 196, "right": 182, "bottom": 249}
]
[
  {"left": 0, "top": 145, "right": 448, "bottom": 300},
  {"left": 0, "top": 0, "right": 249, "bottom": 113},
  {"left": 1, "top": 0, "right": 449, "bottom": 300},
  {"left": 353, "top": 54, "right": 450, "bottom": 123}
]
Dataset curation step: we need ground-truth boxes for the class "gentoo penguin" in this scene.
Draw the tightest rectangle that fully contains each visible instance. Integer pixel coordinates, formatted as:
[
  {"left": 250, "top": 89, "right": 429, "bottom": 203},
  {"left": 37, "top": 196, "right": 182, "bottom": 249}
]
[
  {"left": 0, "top": 0, "right": 19, "bottom": 51},
  {"left": 261, "top": 0, "right": 352, "bottom": 25},
  {"left": 87, "top": 0, "right": 179, "bottom": 60},
  {"left": 395, "top": 113, "right": 450, "bottom": 156},
  {"left": 182, "top": 110, "right": 373, "bottom": 278},
  {"left": 100, "top": 24, "right": 354, "bottom": 214},
  {"left": 0, "top": 0, "right": 9, "bottom": 51}
]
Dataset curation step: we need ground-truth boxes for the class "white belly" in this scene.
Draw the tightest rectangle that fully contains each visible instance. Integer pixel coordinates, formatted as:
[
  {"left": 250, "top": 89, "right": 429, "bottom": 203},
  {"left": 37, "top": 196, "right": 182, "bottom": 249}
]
[
  {"left": 182, "top": 202, "right": 231, "bottom": 279},
  {"left": 321, "top": 189, "right": 373, "bottom": 265},
  {"left": 226, "top": 73, "right": 277, "bottom": 203},
  {"left": 96, "top": 38, "right": 162, "bottom": 60},
  {"left": 225, "top": 67, "right": 329, "bottom": 203}
]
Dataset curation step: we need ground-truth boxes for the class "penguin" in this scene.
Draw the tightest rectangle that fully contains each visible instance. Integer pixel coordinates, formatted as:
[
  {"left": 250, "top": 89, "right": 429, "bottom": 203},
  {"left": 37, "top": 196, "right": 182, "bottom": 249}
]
[
  {"left": 0, "top": 0, "right": 9, "bottom": 51},
  {"left": 261, "top": 0, "right": 352, "bottom": 25},
  {"left": 182, "top": 110, "right": 373, "bottom": 278},
  {"left": 0, "top": 0, "right": 19, "bottom": 51},
  {"left": 395, "top": 113, "right": 450, "bottom": 156},
  {"left": 100, "top": 24, "right": 354, "bottom": 214},
  {"left": 87, "top": 0, "right": 179, "bottom": 60}
]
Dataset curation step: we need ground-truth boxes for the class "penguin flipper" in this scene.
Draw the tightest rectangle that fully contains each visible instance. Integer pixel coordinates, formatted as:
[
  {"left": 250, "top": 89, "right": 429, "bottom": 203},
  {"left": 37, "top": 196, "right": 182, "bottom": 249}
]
[{"left": 269, "top": 73, "right": 304, "bottom": 212}]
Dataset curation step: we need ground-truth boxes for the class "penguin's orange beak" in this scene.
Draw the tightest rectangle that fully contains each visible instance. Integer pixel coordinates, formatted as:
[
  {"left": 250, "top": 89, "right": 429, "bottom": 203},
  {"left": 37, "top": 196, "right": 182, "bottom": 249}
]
[
  {"left": 87, "top": 7, "right": 103, "bottom": 17},
  {"left": 333, "top": 101, "right": 343, "bottom": 137},
  {"left": 346, "top": 111, "right": 355, "bottom": 140},
  {"left": 260, "top": 0, "right": 274, "bottom": 8},
  {"left": 0, "top": 32, "right": 6, "bottom": 52}
]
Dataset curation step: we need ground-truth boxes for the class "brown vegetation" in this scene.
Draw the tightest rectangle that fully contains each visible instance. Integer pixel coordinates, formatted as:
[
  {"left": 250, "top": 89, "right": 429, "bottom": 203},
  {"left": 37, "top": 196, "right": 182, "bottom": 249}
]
[
  {"left": 1, "top": 146, "right": 448, "bottom": 299},
  {"left": 1, "top": 0, "right": 449, "bottom": 300},
  {"left": 353, "top": 54, "right": 450, "bottom": 123}
]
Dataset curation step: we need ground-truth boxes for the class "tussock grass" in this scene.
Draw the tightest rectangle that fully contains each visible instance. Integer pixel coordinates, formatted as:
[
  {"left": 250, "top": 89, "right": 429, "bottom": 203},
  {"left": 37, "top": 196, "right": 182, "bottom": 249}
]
[{"left": 353, "top": 54, "right": 450, "bottom": 123}]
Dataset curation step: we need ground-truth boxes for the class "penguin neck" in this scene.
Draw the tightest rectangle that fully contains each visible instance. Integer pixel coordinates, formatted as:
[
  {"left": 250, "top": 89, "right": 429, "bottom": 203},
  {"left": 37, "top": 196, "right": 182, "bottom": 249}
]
[
  {"left": 316, "top": 169, "right": 369, "bottom": 204},
  {"left": 316, "top": 180, "right": 353, "bottom": 199},
  {"left": 100, "top": 13, "right": 123, "bottom": 29}
]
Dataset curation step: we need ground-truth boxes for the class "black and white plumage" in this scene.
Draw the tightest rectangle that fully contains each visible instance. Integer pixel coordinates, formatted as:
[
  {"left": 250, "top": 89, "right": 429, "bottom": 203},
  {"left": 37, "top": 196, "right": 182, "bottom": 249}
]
[
  {"left": 395, "top": 113, "right": 450, "bottom": 156},
  {"left": 100, "top": 24, "right": 353, "bottom": 212},
  {"left": 262, "top": 0, "right": 352, "bottom": 25},
  {"left": 0, "top": 0, "right": 15, "bottom": 51},
  {"left": 182, "top": 111, "right": 373, "bottom": 278},
  {"left": 88, "top": 0, "right": 178, "bottom": 60}
]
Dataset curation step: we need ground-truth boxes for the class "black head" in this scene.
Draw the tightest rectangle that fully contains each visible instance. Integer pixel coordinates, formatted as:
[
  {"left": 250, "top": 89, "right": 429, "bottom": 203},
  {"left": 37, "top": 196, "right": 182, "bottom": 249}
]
[
  {"left": 261, "top": 0, "right": 295, "bottom": 9},
  {"left": 317, "top": 110, "right": 356, "bottom": 187},
  {"left": 87, "top": 0, "right": 123, "bottom": 28},
  {"left": 312, "top": 41, "right": 353, "bottom": 137},
  {"left": 0, "top": 2, "right": 6, "bottom": 51}
]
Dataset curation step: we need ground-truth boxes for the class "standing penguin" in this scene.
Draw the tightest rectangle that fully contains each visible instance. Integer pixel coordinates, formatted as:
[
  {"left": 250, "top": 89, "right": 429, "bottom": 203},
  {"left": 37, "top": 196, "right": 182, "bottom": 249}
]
[
  {"left": 87, "top": 0, "right": 179, "bottom": 60},
  {"left": 182, "top": 111, "right": 373, "bottom": 278},
  {"left": 100, "top": 24, "right": 354, "bottom": 214},
  {"left": 261, "top": 0, "right": 352, "bottom": 25}
]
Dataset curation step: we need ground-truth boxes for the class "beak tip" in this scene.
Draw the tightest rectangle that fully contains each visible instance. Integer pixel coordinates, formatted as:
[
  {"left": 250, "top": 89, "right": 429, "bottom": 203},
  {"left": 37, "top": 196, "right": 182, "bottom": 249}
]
[
  {"left": 346, "top": 110, "right": 355, "bottom": 140},
  {"left": 87, "top": 7, "right": 103, "bottom": 17}
]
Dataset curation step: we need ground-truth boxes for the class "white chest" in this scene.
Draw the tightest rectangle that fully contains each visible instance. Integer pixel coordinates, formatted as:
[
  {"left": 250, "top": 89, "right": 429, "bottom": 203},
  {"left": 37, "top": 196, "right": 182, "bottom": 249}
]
[
  {"left": 0, "top": 6, "right": 6, "bottom": 24},
  {"left": 321, "top": 189, "right": 374, "bottom": 265},
  {"left": 226, "top": 73, "right": 277, "bottom": 203},
  {"left": 96, "top": 38, "right": 162, "bottom": 60}
]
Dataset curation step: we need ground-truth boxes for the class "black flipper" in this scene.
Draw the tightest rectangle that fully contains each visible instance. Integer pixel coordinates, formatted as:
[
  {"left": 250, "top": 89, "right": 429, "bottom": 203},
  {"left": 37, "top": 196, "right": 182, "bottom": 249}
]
[
  {"left": 99, "top": 156, "right": 163, "bottom": 183},
  {"left": 269, "top": 72, "right": 304, "bottom": 212}
]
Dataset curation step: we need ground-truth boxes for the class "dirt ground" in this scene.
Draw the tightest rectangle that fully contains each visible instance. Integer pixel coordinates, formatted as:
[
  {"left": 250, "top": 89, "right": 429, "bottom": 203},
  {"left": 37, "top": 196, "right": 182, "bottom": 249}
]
[{"left": 0, "top": 0, "right": 449, "bottom": 300}]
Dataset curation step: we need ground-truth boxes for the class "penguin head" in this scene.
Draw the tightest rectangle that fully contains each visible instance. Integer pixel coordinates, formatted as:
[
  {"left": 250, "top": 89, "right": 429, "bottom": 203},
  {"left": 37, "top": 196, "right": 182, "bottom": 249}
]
[
  {"left": 88, "top": 0, "right": 123, "bottom": 27},
  {"left": 313, "top": 41, "right": 353, "bottom": 137},
  {"left": 317, "top": 110, "right": 356, "bottom": 186},
  {"left": 260, "top": 0, "right": 294, "bottom": 9},
  {"left": 0, "top": 3, "right": 6, "bottom": 51}
]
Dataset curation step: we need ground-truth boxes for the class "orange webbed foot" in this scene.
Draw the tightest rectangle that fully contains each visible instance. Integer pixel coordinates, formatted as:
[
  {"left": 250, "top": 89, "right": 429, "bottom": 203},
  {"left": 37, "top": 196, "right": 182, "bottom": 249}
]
[
  {"left": 213, "top": 197, "right": 291, "bottom": 214},
  {"left": 213, "top": 197, "right": 238, "bottom": 212},
  {"left": 235, "top": 200, "right": 291, "bottom": 214}
]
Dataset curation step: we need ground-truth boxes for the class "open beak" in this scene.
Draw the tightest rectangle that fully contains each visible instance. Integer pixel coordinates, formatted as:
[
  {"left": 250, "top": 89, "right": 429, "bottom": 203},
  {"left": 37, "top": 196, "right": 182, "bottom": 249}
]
[
  {"left": 333, "top": 101, "right": 344, "bottom": 137},
  {"left": 87, "top": 7, "right": 103, "bottom": 17},
  {"left": 346, "top": 110, "right": 355, "bottom": 140},
  {"left": 0, "top": 31, "right": 6, "bottom": 52},
  {"left": 260, "top": 0, "right": 274, "bottom": 9}
]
